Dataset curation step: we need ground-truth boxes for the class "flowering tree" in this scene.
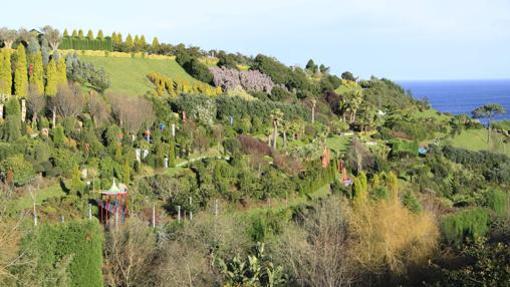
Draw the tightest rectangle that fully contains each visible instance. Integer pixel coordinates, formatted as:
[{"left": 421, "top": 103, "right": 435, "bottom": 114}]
[{"left": 209, "top": 66, "right": 275, "bottom": 93}]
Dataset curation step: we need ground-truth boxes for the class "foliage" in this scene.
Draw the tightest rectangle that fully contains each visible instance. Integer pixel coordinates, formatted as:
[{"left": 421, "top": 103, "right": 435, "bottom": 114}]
[
  {"left": 14, "top": 44, "right": 28, "bottom": 97},
  {"left": 147, "top": 72, "right": 221, "bottom": 97},
  {"left": 66, "top": 53, "right": 110, "bottom": 93},
  {"left": 0, "top": 154, "right": 34, "bottom": 186},
  {"left": 15, "top": 220, "right": 103, "bottom": 287},
  {"left": 440, "top": 208, "right": 490, "bottom": 246},
  {"left": 176, "top": 51, "right": 214, "bottom": 84},
  {"left": 209, "top": 66, "right": 275, "bottom": 93}
]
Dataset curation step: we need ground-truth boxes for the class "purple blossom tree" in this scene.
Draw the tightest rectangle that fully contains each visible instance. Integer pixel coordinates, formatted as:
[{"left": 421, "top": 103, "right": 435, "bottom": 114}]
[{"left": 209, "top": 66, "right": 275, "bottom": 93}]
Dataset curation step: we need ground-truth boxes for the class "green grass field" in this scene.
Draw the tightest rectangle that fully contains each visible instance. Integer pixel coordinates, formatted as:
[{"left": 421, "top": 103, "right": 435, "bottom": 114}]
[
  {"left": 80, "top": 56, "right": 199, "bottom": 96},
  {"left": 447, "top": 128, "right": 510, "bottom": 156},
  {"left": 8, "top": 183, "right": 65, "bottom": 214}
]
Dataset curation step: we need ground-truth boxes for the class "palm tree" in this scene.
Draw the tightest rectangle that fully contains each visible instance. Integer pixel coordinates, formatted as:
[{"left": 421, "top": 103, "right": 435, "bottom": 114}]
[
  {"left": 270, "top": 108, "right": 283, "bottom": 150},
  {"left": 472, "top": 103, "right": 506, "bottom": 144}
]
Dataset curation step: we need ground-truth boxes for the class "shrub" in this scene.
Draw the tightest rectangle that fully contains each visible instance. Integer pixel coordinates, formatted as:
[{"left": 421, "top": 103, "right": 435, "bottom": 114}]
[
  {"left": 484, "top": 189, "right": 509, "bottom": 217},
  {"left": 16, "top": 220, "right": 103, "bottom": 287},
  {"left": 441, "top": 208, "right": 490, "bottom": 246},
  {"left": 146, "top": 72, "right": 221, "bottom": 97},
  {"left": 0, "top": 154, "right": 34, "bottom": 186}
]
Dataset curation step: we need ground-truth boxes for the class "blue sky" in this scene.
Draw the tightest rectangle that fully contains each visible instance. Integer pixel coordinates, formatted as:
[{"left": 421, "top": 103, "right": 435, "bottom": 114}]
[{"left": 3, "top": 0, "right": 509, "bottom": 80}]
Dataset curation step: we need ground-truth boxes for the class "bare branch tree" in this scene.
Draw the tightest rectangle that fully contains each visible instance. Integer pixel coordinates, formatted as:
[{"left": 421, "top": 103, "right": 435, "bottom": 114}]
[
  {"left": 109, "top": 93, "right": 155, "bottom": 134},
  {"left": 0, "top": 28, "right": 17, "bottom": 49},
  {"left": 27, "top": 84, "right": 46, "bottom": 124},
  {"left": 51, "top": 83, "right": 83, "bottom": 118},
  {"left": 41, "top": 25, "right": 61, "bottom": 51},
  {"left": 87, "top": 92, "right": 110, "bottom": 127}
]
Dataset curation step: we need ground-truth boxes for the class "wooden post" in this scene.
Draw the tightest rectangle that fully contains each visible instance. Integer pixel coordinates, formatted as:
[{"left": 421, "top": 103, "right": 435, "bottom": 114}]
[
  {"left": 152, "top": 204, "right": 156, "bottom": 228},
  {"left": 33, "top": 202, "right": 37, "bottom": 227}
]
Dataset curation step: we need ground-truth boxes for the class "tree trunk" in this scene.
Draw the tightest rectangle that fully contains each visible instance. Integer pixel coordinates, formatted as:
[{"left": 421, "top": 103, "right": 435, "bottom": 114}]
[
  {"left": 311, "top": 105, "right": 315, "bottom": 123},
  {"left": 283, "top": 131, "right": 287, "bottom": 148}
]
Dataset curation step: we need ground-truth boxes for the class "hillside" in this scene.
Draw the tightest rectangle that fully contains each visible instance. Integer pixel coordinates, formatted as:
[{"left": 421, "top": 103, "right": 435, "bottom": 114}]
[{"left": 79, "top": 55, "right": 200, "bottom": 96}]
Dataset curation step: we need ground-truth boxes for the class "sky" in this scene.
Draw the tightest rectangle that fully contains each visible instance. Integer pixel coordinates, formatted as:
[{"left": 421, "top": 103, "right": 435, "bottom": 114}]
[{"left": 2, "top": 0, "right": 509, "bottom": 80}]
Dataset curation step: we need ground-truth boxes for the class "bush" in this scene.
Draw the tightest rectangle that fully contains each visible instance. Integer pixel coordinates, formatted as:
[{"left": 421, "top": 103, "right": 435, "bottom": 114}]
[
  {"left": 441, "top": 208, "right": 490, "bottom": 246},
  {"left": 16, "top": 220, "right": 103, "bottom": 287},
  {"left": 0, "top": 154, "right": 34, "bottom": 186}
]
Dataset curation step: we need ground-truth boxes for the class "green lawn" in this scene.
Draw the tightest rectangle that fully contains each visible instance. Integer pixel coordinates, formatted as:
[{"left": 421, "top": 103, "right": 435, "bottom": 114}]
[
  {"left": 447, "top": 128, "right": 510, "bottom": 156},
  {"left": 80, "top": 56, "right": 199, "bottom": 96},
  {"left": 325, "top": 134, "right": 352, "bottom": 155},
  {"left": 8, "top": 183, "right": 66, "bottom": 214}
]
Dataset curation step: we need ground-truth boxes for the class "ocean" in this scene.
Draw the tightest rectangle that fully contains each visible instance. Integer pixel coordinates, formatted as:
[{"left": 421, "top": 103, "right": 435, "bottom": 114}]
[{"left": 399, "top": 79, "right": 510, "bottom": 121}]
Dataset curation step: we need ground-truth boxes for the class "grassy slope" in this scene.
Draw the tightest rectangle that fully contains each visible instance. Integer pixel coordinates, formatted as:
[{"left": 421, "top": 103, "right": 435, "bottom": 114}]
[
  {"left": 80, "top": 56, "right": 199, "bottom": 96},
  {"left": 447, "top": 128, "right": 510, "bottom": 156}
]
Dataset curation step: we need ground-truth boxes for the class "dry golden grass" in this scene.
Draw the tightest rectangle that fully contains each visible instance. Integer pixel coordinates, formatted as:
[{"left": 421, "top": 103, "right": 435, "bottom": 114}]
[{"left": 347, "top": 199, "right": 438, "bottom": 274}]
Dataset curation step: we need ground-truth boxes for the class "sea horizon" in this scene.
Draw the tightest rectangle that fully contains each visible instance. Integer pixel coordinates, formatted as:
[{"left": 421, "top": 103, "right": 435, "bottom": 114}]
[{"left": 399, "top": 78, "right": 510, "bottom": 121}]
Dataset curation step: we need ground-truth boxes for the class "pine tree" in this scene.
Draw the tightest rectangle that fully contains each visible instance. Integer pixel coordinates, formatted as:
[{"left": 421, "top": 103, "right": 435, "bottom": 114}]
[
  {"left": 87, "top": 29, "right": 94, "bottom": 40},
  {"left": 29, "top": 51, "right": 44, "bottom": 95},
  {"left": 63, "top": 29, "right": 69, "bottom": 37},
  {"left": 78, "top": 29, "right": 84, "bottom": 39},
  {"left": 72, "top": 30, "right": 78, "bottom": 37},
  {"left": 0, "top": 49, "right": 12, "bottom": 95},
  {"left": 125, "top": 34, "right": 134, "bottom": 51},
  {"left": 14, "top": 45, "right": 28, "bottom": 98},
  {"left": 97, "top": 30, "right": 104, "bottom": 40},
  {"left": 138, "top": 35, "right": 146, "bottom": 50},
  {"left": 45, "top": 59, "right": 58, "bottom": 96}
]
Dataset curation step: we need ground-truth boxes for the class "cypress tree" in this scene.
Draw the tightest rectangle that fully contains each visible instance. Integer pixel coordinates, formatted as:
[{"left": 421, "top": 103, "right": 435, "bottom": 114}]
[
  {"left": 45, "top": 59, "right": 58, "bottom": 96},
  {"left": 78, "top": 29, "right": 84, "bottom": 39},
  {"left": 125, "top": 34, "right": 134, "bottom": 51},
  {"left": 0, "top": 49, "right": 12, "bottom": 95},
  {"left": 97, "top": 30, "right": 104, "bottom": 40},
  {"left": 133, "top": 35, "right": 140, "bottom": 51},
  {"left": 72, "top": 29, "right": 78, "bottom": 37},
  {"left": 29, "top": 51, "right": 45, "bottom": 95},
  {"left": 152, "top": 37, "right": 160, "bottom": 51},
  {"left": 14, "top": 45, "right": 28, "bottom": 98},
  {"left": 138, "top": 35, "right": 146, "bottom": 50},
  {"left": 63, "top": 29, "right": 69, "bottom": 37},
  {"left": 56, "top": 56, "right": 67, "bottom": 86},
  {"left": 87, "top": 29, "right": 94, "bottom": 40}
]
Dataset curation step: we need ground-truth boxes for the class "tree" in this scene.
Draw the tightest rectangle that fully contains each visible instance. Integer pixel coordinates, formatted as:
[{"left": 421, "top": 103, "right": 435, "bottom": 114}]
[
  {"left": 72, "top": 29, "right": 78, "bottom": 37},
  {"left": 63, "top": 29, "right": 69, "bottom": 37},
  {"left": 13, "top": 44, "right": 28, "bottom": 97},
  {"left": 472, "top": 103, "right": 506, "bottom": 144},
  {"left": 125, "top": 34, "right": 134, "bottom": 51},
  {"left": 78, "top": 29, "right": 84, "bottom": 39},
  {"left": 45, "top": 58, "right": 58, "bottom": 96},
  {"left": 97, "top": 30, "right": 104, "bottom": 40},
  {"left": 109, "top": 93, "right": 155, "bottom": 134},
  {"left": 341, "top": 71, "right": 357, "bottom": 82},
  {"left": 27, "top": 83, "right": 46, "bottom": 124},
  {"left": 86, "top": 29, "right": 94, "bottom": 40},
  {"left": 151, "top": 37, "right": 159, "bottom": 51},
  {"left": 56, "top": 56, "right": 67, "bottom": 85},
  {"left": 51, "top": 83, "right": 83, "bottom": 118},
  {"left": 0, "top": 49, "right": 12, "bottom": 95},
  {"left": 0, "top": 28, "right": 17, "bottom": 49},
  {"left": 28, "top": 51, "right": 44, "bottom": 95},
  {"left": 41, "top": 25, "right": 61, "bottom": 51},
  {"left": 87, "top": 92, "right": 109, "bottom": 127},
  {"left": 305, "top": 59, "right": 317, "bottom": 73},
  {"left": 0, "top": 154, "right": 34, "bottom": 186}
]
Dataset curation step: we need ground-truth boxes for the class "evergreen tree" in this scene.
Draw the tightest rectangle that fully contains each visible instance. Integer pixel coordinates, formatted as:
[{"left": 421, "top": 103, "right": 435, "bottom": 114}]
[
  {"left": 14, "top": 45, "right": 28, "bottom": 98},
  {"left": 63, "top": 29, "right": 69, "bottom": 37},
  {"left": 56, "top": 56, "right": 67, "bottom": 85},
  {"left": 2, "top": 98, "right": 21, "bottom": 141},
  {"left": 133, "top": 35, "right": 140, "bottom": 51},
  {"left": 169, "top": 141, "right": 176, "bottom": 167},
  {"left": 151, "top": 37, "right": 160, "bottom": 51},
  {"left": 72, "top": 29, "right": 78, "bottom": 37},
  {"left": 97, "top": 30, "right": 104, "bottom": 40},
  {"left": 125, "top": 34, "right": 134, "bottom": 51},
  {"left": 28, "top": 51, "right": 44, "bottom": 95},
  {"left": 87, "top": 29, "right": 94, "bottom": 40},
  {"left": 45, "top": 59, "right": 58, "bottom": 96},
  {"left": 137, "top": 35, "right": 146, "bottom": 50},
  {"left": 78, "top": 29, "right": 84, "bottom": 39},
  {"left": 387, "top": 171, "right": 399, "bottom": 201},
  {"left": 0, "top": 49, "right": 12, "bottom": 95}
]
